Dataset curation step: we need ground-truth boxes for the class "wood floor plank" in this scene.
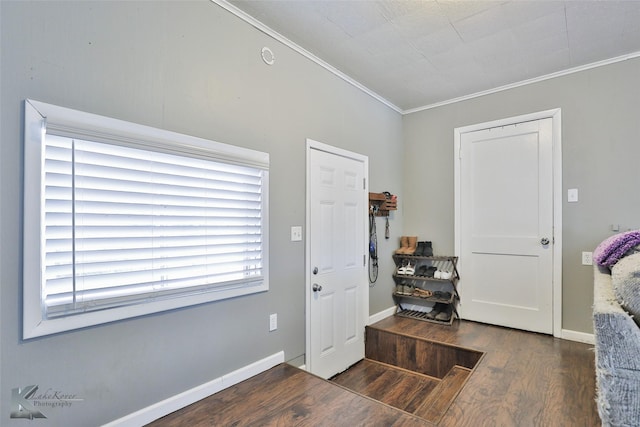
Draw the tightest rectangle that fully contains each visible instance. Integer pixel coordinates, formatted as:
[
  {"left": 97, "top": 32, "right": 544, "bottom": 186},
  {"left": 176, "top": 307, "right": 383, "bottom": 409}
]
[
  {"left": 368, "top": 317, "right": 600, "bottom": 427},
  {"left": 332, "top": 359, "right": 440, "bottom": 413},
  {"left": 148, "top": 363, "right": 434, "bottom": 427},
  {"left": 412, "top": 366, "right": 471, "bottom": 423},
  {"left": 149, "top": 317, "right": 600, "bottom": 426},
  {"left": 366, "top": 326, "right": 483, "bottom": 379},
  {"left": 330, "top": 357, "right": 390, "bottom": 391}
]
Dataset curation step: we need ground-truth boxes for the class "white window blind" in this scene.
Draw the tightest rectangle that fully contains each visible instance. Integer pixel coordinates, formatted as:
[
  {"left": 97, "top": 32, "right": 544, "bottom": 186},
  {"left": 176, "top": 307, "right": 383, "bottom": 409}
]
[{"left": 23, "top": 99, "right": 269, "bottom": 338}]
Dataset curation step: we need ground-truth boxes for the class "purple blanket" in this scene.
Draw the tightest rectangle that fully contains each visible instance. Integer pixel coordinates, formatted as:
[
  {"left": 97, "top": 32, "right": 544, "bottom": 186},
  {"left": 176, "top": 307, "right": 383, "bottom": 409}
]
[{"left": 594, "top": 230, "right": 640, "bottom": 268}]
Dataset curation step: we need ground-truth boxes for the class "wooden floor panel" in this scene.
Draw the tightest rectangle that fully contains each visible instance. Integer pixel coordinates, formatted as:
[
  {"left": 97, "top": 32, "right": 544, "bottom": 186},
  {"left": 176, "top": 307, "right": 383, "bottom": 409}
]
[
  {"left": 331, "top": 359, "right": 441, "bottom": 413},
  {"left": 148, "top": 363, "right": 433, "bottom": 427},
  {"left": 148, "top": 318, "right": 600, "bottom": 426},
  {"left": 371, "top": 317, "right": 601, "bottom": 427},
  {"left": 365, "top": 325, "right": 483, "bottom": 378},
  {"left": 412, "top": 366, "right": 470, "bottom": 423},
  {"left": 332, "top": 358, "right": 472, "bottom": 425}
]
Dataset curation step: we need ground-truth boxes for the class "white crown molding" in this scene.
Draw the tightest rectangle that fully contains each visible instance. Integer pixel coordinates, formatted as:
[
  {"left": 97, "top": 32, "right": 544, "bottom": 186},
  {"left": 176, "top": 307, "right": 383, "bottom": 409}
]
[
  {"left": 211, "top": 1, "right": 640, "bottom": 117},
  {"left": 403, "top": 51, "right": 640, "bottom": 115},
  {"left": 211, "top": 0, "right": 403, "bottom": 114}
]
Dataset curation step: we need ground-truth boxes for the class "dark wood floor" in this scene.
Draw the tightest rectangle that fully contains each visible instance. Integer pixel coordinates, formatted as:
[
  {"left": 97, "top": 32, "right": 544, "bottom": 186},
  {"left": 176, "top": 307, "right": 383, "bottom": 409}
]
[
  {"left": 332, "top": 359, "right": 473, "bottom": 424},
  {"left": 331, "top": 323, "right": 485, "bottom": 424},
  {"left": 369, "top": 316, "right": 600, "bottom": 427},
  {"left": 148, "top": 362, "right": 432, "bottom": 426},
  {"left": 148, "top": 317, "right": 600, "bottom": 426}
]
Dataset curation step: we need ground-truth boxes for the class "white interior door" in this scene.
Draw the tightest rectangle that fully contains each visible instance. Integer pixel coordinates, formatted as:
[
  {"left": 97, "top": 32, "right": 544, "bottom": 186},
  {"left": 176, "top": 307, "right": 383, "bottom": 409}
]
[
  {"left": 306, "top": 140, "right": 368, "bottom": 379},
  {"left": 458, "top": 118, "right": 554, "bottom": 334}
]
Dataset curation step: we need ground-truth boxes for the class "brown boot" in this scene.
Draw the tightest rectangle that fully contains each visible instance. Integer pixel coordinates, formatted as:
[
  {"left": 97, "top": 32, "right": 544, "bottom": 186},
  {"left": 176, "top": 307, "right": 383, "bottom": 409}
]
[
  {"left": 395, "top": 236, "right": 409, "bottom": 254},
  {"left": 404, "top": 236, "right": 418, "bottom": 255}
]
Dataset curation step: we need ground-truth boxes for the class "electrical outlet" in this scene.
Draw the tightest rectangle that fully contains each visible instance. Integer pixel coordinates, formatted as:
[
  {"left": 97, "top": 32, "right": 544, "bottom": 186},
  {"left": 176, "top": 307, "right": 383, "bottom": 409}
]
[
  {"left": 568, "top": 188, "right": 579, "bottom": 202},
  {"left": 269, "top": 313, "right": 277, "bottom": 331},
  {"left": 582, "top": 251, "right": 593, "bottom": 266}
]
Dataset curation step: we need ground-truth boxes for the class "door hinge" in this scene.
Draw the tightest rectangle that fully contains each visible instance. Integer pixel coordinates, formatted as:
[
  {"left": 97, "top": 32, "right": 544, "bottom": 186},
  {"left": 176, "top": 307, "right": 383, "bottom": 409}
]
[
  {"left": 363, "top": 254, "right": 366, "bottom": 266},
  {"left": 363, "top": 177, "right": 366, "bottom": 190}
]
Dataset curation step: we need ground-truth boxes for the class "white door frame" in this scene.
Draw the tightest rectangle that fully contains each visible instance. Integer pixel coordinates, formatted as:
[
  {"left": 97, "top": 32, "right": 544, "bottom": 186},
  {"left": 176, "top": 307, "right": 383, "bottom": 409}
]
[
  {"left": 454, "top": 109, "right": 562, "bottom": 338},
  {"left": 305, "top": 138, "right": 369, "bottom": 373}
]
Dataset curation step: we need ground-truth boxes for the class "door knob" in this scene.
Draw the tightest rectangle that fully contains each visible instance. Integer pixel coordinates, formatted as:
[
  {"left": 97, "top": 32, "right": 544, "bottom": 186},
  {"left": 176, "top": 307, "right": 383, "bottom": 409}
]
[
  {"left": 540, "top": 237, "right": 550, "bottom": 245},
  {"left": 312, "top": 283, "right": 322, "bottom": 292}
]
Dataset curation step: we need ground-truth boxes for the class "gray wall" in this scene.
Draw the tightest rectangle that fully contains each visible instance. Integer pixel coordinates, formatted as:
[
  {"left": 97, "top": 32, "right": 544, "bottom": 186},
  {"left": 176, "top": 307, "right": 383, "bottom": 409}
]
[
  {"left": 5, "top": 0, "right": 635, "bottom": 424},
  {"left": 403, "top": 57, "right": 640, "bottom": 334},
  {"left": 0, "top": 1, "right": 402, "bottom": 425}
]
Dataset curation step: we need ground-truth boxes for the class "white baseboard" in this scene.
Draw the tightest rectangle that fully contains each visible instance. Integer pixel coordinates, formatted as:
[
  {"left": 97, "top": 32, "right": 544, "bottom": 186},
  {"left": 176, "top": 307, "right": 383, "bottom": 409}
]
[
  {"left": 368, "top": 306, "right": 396, "bottom": 325},
  {"left": 103, "top": 351, "right": 285, "bottom": 427},
  {"left": 561, "top": 329, "right": 595, "bottom": 345}
]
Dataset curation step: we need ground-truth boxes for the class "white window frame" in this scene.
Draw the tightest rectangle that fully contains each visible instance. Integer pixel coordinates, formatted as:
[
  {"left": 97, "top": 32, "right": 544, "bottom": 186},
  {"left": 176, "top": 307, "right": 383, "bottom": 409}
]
[{"left": 23, "top": 99, "right": 269, "bottom": 339}]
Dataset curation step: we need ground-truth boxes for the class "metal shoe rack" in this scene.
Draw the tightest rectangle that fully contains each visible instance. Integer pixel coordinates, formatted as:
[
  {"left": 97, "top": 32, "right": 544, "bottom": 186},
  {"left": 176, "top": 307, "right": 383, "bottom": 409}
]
[{"left": 392, "top": 255, "right": 460, "bottom": 325}]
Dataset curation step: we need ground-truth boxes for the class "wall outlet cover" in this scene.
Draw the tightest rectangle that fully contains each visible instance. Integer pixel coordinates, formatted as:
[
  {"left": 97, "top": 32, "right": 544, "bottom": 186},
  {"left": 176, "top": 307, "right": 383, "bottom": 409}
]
[
  {"left": 269, "top": 313, "right": 277, "bottom": 331},
  {"left": 291, "top": 226, "right": 302, "bottom": 241}
]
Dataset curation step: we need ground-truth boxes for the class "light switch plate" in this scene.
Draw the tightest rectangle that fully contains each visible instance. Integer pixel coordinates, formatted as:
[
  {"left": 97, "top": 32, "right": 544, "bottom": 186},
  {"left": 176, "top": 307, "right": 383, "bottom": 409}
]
[
  {"left": 568, "top": 188, "right": 578, "bottom": 202},
  {"left": 291, "top": 226, "right": 302, "bottom": 241}
]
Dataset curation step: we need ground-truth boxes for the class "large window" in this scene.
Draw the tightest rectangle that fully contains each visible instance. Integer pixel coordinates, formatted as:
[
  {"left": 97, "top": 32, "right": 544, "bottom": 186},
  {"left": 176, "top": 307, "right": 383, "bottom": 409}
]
[{"left": 23, "top": 100, "right": 269, "bottom": 338}]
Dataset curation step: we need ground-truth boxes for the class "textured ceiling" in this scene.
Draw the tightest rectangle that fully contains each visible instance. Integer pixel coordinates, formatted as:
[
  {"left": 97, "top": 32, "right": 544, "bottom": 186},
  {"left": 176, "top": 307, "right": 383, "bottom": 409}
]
[{"left": 225, "top": 0, "right": 640, "bottom": 112}]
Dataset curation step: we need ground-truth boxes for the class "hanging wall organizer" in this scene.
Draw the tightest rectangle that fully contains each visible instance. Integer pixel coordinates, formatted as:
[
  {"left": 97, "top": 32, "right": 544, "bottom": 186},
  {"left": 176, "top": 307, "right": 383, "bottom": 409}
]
[{"left": 369, "top": 192, "right": 397, "bottom": 217}]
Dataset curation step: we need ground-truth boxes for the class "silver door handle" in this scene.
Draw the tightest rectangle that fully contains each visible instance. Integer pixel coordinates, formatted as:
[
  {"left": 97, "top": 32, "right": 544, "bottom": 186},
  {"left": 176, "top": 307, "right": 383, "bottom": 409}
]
[
  {"left": 540, "top": 237, "right": 550, "bottom": 245},
  {"left": 312, "top": 283, "right": 322, "bottom": 292}
]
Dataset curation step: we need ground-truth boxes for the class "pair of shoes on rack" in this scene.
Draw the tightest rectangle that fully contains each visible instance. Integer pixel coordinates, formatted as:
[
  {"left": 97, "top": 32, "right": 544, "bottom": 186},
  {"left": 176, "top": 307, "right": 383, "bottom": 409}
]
[
  {"left": 397, "top": 262, "right": 415, "bottom": 275},
  {"left": 411, "top": 288, "right": 433, "bottom": 298},
  {"left": 417, "top": 265, "right": 437, "bottom": 277},
  {"left": 397, "top": 280, "right": 412, "bottom": 295},
  {"left": 426, "top": 303, "right": 452, "bottom": 322},
  {"left": 414, "top": 241, "right": 433, "bottom": 257},
  {"left": 396, "top": 236, "right": 418, "bottom": 255},
  {"left": 434, "top": 270, "right": 452, "bottom": 280},
  {"left": 432, "top": 291, "right": 452, "bottom": 301}
]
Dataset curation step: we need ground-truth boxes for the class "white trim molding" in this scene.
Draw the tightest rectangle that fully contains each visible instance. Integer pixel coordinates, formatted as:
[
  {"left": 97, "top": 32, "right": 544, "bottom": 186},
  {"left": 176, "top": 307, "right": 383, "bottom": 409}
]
[
  {"left": 23, "top": 99, "right": 270, "bottom": 339},
  {"left": 561, "top": 329, "right": 595, "bottom": 345},
  {"left": 405, "top": 52, "right": 640, "bottom": 114},
  {"left": 211, "top": 0, "right": 402, "bottom": 113},
  {"left": 454, "top": 108, "right": 563, "bottom": 338},
  {"left": 103, "top": 351, "right": 285, "bottom": 427},
  {"left": 211, "top": 0, "right": 640, "bottom": 116},
  {"left": 368, "top": 306, "right": 396, "bottom": 325}
]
